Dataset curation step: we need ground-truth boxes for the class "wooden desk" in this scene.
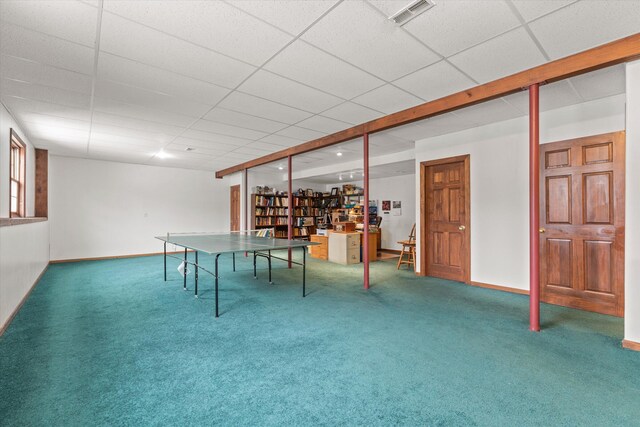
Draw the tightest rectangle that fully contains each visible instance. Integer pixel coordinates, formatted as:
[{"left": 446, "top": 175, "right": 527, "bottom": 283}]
[{"left": 309, "top": 234, "right": 328, "bottom": 260}]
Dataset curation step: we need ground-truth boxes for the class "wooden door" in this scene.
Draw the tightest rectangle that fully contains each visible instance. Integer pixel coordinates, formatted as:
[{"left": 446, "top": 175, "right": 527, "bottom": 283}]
[
  {"left": 540, "top": 132, "right": 625, "bottom": 317},
  {"left": 422, "top": 155, "right": 470, "bottom": 282},
  {"left": 230, "top": 185, "right": 240, "bottom": 232}
]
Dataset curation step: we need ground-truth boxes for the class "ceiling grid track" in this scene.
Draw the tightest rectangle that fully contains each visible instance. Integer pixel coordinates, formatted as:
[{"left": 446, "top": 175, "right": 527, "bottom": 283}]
[{"left": 85, "top": 0, "right": 104, "bottom": 154}]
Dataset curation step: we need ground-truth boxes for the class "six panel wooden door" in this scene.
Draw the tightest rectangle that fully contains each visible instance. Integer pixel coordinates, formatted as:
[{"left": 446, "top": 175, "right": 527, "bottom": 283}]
[
  {"left": 540, "top": 132, "right": 625, "bottom": 317},
  {"left": 425, "top": 158, "right": 469, "bottom": 282},
  {"left": 230, "top": 185, "right": 240, "bottom": 232}
]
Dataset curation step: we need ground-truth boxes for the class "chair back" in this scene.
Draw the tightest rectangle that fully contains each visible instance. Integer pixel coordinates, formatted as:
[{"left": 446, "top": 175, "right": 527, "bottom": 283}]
[{"left": 408, "top": 223, "right": 416, "bottom": 242}]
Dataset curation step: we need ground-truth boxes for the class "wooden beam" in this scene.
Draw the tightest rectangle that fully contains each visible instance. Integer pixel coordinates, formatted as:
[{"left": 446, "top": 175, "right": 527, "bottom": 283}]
[{"left": 216, "top": 32, "right": 640, "bottom": 178}]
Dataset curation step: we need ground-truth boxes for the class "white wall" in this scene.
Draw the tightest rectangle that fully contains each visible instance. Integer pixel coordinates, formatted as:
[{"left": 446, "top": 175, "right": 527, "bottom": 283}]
[
  {"left": 414, "top": 94, "right": 626, "bottom": 290},
  {"left": 0, "top": 103, "right": 36, "bottom": 217},
  {"left": 0, "top": 103, "right": 49, "bottom": 332},
  {"left": 49, "top": 156, "right": 233, "bottom": 260},
  {"left": 625, "top": 61, "right": 640, "bottom": 344},
  {"left": 0, "top": 221, "right": 50, "bottom": 330}
]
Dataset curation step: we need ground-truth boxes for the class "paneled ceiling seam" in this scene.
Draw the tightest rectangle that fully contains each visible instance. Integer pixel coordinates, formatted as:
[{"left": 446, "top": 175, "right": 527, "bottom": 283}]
[
  {"left": 151, "top": 0, "right": 346, "bottom": 161},
  {"left": 86, "top": 0, "right": 104, "bottom": 154}
]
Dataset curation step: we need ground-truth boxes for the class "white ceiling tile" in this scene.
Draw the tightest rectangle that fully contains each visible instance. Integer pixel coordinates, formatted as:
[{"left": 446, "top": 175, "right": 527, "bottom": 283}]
[
  {"left": 227, "top": 0, "right": 338, "bottom": 35},
  {"left": 219, "top": 151, "right": 256, "bottom": 161},
  {"left": 394, "top": 60, "right": 476, "bottom": 102},
  {"left": 0, "top": 0, "right": 98, "bottom": 46},
  {"left": 20, "top": 113, "right": 90, "bottom": 133},
  {"left": 570, "top": 65, "right": 626, "bottom": 101},
  {"left": 1, "top": 54, "right": 92, "bottom": 93},
  {"left": 264, "top": 40, "right": 384, "bottom": 99},
  {"left": 94, "top": 79, "right": 214, "bottom": 118},
  {"left": 91, "top": 111, "right": 185, "bottom": 136},
  {"left": 30, "top": 137, "right": 87, "bottom": 155},
  {"left": 100, "top": 12, "right": 256, "bottom": 88},
  {"left": 203, "top": 108, "right": 288, "bottom": 134},
  {"left": 510, "top": 0, "right": 576, "bottom": 22},
  {"left": 191, "top": 119, "right": 268, "bottom": 141},
  {"left": 400, "top": 112, "right": 477, "bottom": 140},
  {"left": 296, "top": 115, "right": 352, "bottom": 134},
  {"left": 102, "top": 0, "right": 292, "bottom": 65},
  {"left": 93, "top": 97, "right": 196, "bottom": 127},
  {"left": 320, "top": 102, "right": 384, "bottom": 124},
  {"left": 0, "top": 22, "right": 95, "bottom": 74},
  {"left": 258, "top": 134, "right": 304, "bottom": 147},
  {"left": 529, "top": 1, "right": 640, "bottom": 59},
  {"left": 246, "top": 141, "right": 288, "bottom": 152},
  {"left": 238, "top": 70, "right": 343, "bottom": 113},
  {"left": 2, "top": 97, "right": 92, "bottom": 122},
  {"left": 276, "top": 126, "right": 325, "bottom": 141},
  {"left": 502, "top": 80, "right": 583, "bottom": 114},
  {"left": 449, "top": 27, "right": 547, "bottom": 83},
  {"left": 1, "top": 78, "right": 90, "bottom": 109},
  {"left": 165, "top": 141, "right": 235, "bottom": 157},
  {"left": 90, "top": 123, "right": 176, "bottom": 146},
  {"left": 352, "top": 85, "right": 423, "bottom": 114},
  {"left": 97, "top": 53, "right": 230, "bottom": 106},
  {"left": 89, "top": 140, "right": 161, "bottom": 153},
  {"left": 453, "top": 99, "right": 524, "bottom": 126},
  {"left": 386, "top": 123, "right": 432, "bottom": 141},
  {"left": 181, "top": 129, "right": 251, "bottom": 147},
  {"left": 218, "top": 91, "right": 314, "bottom": 124},
  {"left": 229, "top": 146, "right": 272, "bottom": 156},
  {"left": 302, "top": 0, "right": 440, "bottom": 81},
  {"left": 401, "top": 0, "right": 520, "bottom": 57},
  {"left": 171, "top": 136, "right": 241, "bottom": 154},
  {"left": 26, "top": 123, "right": 89, "bottom": 145}
]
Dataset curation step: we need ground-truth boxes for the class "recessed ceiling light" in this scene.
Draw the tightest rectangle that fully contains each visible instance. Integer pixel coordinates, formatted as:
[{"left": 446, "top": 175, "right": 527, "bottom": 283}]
[
  {"left": 339, "top": 175, "right": 343, "bottom": 181},
  {"left": 349, "top": 173, "right": 354, "bottom": 179},
  {"left": 278, "top": 166, "right": 284, "bottom": 170},
  {"left": 337, "top": 152, "right": 343, "bottom": 157},
  {"left": 156, "top": 150, "right": 171, "bottom": 159}
]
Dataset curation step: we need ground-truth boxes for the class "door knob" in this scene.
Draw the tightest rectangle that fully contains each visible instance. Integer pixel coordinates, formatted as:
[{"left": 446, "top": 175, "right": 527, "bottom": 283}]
[
  {"left": 458, "top": 225, "right": 466, "bottom": 231},
  {"left": 539, "top": 228, "right": 546, "bottom": 233}
]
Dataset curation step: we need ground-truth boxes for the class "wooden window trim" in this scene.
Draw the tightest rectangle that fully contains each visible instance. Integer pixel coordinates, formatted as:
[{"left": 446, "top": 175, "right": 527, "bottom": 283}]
[{"left": 9, "top": 128, "right": 26, "bottom": 218}]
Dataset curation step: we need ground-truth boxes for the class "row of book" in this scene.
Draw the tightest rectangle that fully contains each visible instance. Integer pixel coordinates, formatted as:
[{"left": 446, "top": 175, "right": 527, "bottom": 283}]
[
  {"left": 267, "top": 228, "right": 311, "bottom": 238},
  {"left": 255, "top": 207, "right": 288, "bottom": 216},
  {"left": 293, "top": 207, "right": 321, "bottom": 217},
  {"left": 254, "top": 195, "right": 289, "bottom": 207},
  {"left": 255, "top": 217, "right": 289, "bottom": 226}
]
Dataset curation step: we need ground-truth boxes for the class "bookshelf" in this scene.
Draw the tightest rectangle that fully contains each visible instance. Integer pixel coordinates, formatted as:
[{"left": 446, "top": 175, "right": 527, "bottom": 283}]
[{"left": 251, "top": 194, "right": 319, "bottom": 239}]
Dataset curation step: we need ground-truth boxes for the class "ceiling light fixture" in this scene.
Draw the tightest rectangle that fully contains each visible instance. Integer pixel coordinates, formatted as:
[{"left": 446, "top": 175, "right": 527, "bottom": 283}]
[
  {"left": 156, "top": 150, "right": 171, "bottom": 159},
  {"left": 278, "top": 166, "right": 284, "bottom": 170},
  {"left": 350, "top": 173, "right": 354, "bottom": 179},
  {"left": 339, "top": 175, "right": 343, "bottom": 181},
  {"left": 337, "top": 152, "right": 343, "bottom": 157}
]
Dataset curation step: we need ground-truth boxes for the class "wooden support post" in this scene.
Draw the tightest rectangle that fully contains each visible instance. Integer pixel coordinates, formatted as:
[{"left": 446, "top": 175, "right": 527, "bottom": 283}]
[
  {"left": 363, "top": 133, "right": 370, "bottom": 290},
  {"left": 288, "top": 155, "right": 293, "bottom": 268},
  {"left": 529, "top": 83, "right": 540, "bottom": 332}
]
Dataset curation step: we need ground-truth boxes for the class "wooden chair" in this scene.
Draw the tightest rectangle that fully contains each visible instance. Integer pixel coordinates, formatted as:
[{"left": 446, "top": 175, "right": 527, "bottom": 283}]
[{"left": 397, "top": 224, "right": 416, "bottom": 270}]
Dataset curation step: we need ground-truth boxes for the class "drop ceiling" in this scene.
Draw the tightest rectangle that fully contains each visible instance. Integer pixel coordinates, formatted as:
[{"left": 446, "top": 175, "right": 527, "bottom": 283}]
[{"left": 0, "top": 0, "right": 637, "bottom": 172}]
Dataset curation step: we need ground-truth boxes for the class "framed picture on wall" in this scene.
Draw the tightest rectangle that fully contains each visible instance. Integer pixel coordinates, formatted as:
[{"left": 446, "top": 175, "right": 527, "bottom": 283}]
[
  {"left": 306, "top": 189, "right": 313, "bottom": 196},
  {"left": 382, "top": 200, "right": 391, "bottom": 211},
  {"left": 331, "top": 187, "right": 339, "bottom": 196}
]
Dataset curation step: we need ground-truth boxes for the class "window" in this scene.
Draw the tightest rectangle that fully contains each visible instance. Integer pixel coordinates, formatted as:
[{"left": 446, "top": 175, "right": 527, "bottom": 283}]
[{"left": 9, "top": 129, "right": 26, "bottom": 218}]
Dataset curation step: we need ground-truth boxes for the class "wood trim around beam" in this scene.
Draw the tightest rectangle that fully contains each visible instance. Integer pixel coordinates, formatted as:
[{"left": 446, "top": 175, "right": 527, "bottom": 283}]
[{"left": 216, "top": 32, "right": 640, "bottom": 178}]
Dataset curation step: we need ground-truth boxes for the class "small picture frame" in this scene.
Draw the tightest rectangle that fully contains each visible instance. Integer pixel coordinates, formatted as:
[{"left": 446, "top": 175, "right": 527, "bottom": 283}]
[
  {"left": 306, "top": 188, "right": 313, "bottom": 197},
  {"left": 331, "top": 187, "right": 339, "bottom": 196}
]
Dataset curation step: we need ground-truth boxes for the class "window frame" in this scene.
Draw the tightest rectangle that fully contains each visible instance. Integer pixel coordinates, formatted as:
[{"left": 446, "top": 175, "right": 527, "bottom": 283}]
[{"left": 9, "top": 128, "right": 26, "bottom": 218}]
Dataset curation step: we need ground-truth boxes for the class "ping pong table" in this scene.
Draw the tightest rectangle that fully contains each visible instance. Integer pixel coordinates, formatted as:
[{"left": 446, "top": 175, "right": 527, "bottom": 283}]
[{"left": 156, "top": 231, "right": 318, "bottom": 317}]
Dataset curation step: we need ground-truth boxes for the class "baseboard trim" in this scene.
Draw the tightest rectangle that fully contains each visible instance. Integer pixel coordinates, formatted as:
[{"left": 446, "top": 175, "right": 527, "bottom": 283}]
[
  {"left": 380, "top": 248, "right": 401, "bottom": 254},
  {"left": 470, "top": 281, "right": 529, "bottom": 295},
  {"left": 0, "top": 263, "right": 49, "bottom": 337},
  {"left": 622, "top": 339, "right": 640, "bottom": 352},
  {"left": 50, "top": 250, "right": 189, "bottom": 264}
]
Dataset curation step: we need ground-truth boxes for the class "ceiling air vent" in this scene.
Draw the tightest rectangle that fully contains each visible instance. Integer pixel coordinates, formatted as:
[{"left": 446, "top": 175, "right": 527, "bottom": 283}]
[{"left": 388, "top": 0, "right": 435, "bottom": 26}]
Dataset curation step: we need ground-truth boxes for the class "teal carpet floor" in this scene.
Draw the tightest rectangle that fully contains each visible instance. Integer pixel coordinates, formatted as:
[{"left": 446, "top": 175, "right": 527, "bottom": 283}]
[{"left": 1, "top": 252, "right": 639, "bottom": 426}]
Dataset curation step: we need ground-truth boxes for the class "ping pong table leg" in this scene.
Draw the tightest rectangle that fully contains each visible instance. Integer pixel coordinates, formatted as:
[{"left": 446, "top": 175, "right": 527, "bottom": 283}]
[
  {"left": 233, "top": 252, "right": 236, "bottom": 272},
  {"left": 183, "top": 248, "right": 187, "bottom": 291},
  {"left": 302, "top": 246, "right": 306, "bottom": 297},
  {"left": 253, "top": 251, "right": 257, "bottom": 279},
  {"left": 163, "top": 242, "right": 167, "bottom": 281},
  {"left": 195, "top": 251, "right": 199, "bottom": 298},
  {"left": 268, "top": 250, "right": 272, "bottom": 284},
  {"left": 215, "top": 254, "right": 220, "bottom": 318}
]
